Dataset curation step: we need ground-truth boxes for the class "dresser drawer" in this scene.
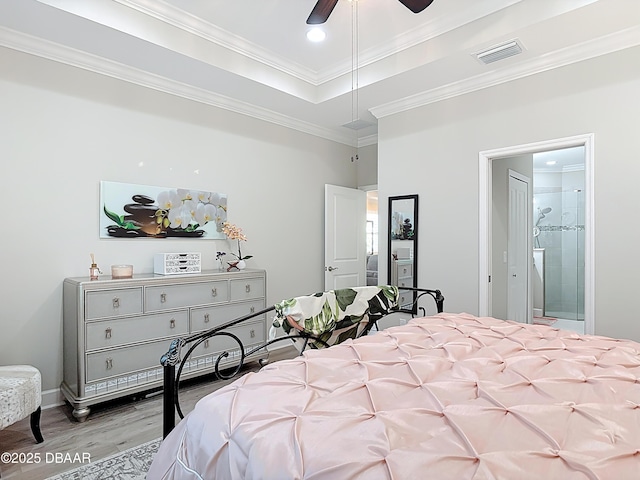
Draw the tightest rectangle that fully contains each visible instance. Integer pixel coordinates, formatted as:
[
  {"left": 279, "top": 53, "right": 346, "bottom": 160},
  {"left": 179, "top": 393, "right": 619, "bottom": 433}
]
[
  {"left": 145, "top": 280, "right": 229, "bottom": 311},
  {"left": 230, "top": 277, "right": 265, "bottom": 302},
  {"left": 86, "top": 339, "right": 172, "bottom": 383},
  {"left": 190, "top": 321, "right": 265, "bottom": 360},
  {"left": 396, "top": 263, "right": 413, "bottom": 278},
  {"left": 191, "top": 300, "right": 265, "bottom": 333},
  {"left": 399, "top": 291, "right": 414, "bottom": 308},
  {"left": 85, "top": 310, "right": 188, "bottom": 351},
  {"left": 85, "top": 287, "right": 143, "bottom": 320},
  {"left": 397, "top": 277, "right": 414, "bottom": 289}
]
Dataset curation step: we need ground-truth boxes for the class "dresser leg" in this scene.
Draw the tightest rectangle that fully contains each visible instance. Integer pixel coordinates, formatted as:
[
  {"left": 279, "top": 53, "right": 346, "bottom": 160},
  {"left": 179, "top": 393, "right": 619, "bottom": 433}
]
[{"left": 72, "top": 406, "right": 91, "bottom": 422}]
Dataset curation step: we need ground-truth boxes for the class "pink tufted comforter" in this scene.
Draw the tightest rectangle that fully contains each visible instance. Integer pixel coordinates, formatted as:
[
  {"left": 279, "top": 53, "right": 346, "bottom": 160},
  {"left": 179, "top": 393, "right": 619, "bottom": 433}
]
[{"left": 148, "top": 313, "right": 640, "bottom": 479}]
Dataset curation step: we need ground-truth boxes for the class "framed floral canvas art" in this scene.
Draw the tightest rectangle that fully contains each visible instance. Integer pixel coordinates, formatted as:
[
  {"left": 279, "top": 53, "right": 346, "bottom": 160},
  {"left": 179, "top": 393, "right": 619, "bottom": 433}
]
[{"left": 100, "top": 181, "right": 227, "bottom": 239}]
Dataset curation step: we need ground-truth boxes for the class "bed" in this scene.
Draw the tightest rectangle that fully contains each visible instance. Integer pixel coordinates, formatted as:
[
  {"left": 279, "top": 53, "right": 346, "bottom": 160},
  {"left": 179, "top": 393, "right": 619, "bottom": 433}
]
[{"left": 149, "top": 309, "right": 640, "bottom": 479}]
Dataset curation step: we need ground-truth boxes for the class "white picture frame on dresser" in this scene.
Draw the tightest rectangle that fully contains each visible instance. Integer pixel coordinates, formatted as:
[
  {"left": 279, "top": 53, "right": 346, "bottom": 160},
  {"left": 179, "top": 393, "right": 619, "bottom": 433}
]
[{"left": 62, "top": 269, "right": 267, "bottom": 421}]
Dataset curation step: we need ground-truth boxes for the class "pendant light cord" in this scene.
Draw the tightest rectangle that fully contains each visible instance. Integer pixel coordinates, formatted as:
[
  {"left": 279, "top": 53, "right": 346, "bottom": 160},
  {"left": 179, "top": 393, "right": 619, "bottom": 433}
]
[{"left": 351, "top": 0, "right": 359, "bottom": 161}]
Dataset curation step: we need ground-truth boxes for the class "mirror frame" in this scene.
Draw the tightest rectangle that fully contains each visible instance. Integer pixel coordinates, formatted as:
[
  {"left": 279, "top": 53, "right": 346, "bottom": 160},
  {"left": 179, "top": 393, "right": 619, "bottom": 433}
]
[{"left": 387, "top": 194, "right": 418, "bottom": 313}]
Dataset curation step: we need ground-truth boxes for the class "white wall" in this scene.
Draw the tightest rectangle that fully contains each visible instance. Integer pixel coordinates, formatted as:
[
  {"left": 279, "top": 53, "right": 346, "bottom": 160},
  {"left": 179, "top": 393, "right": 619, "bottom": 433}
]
[
  {"left": 0, "top": 47, "right": 358, "bottom": 395},
  {"left": 378, "top": 46, "right": 640, "bottom": 341},
  {"left": 356, "top": 143, "right": 378, "bottom": 188}
]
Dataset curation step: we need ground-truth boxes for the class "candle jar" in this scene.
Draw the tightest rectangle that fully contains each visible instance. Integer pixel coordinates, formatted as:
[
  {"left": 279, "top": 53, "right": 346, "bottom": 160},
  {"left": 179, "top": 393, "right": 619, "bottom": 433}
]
[{"left": 111, "top": 264, "right": 133, "bottom": 279}]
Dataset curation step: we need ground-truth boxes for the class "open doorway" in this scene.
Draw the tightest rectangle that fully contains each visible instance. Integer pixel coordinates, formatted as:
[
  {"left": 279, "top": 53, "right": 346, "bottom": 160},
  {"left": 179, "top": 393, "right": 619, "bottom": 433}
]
[
  {"left": 365, "top": 189, "right": 379, "bottom": 286},
  {"left": 479, "top": 134, "right": 594, "bottom": 335}
]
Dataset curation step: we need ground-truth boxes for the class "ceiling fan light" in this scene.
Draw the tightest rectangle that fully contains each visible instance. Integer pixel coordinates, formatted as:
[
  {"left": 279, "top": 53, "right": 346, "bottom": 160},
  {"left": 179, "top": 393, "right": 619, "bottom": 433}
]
[{"left": 306, "top": 27, "right": 326, "bottom": 42}]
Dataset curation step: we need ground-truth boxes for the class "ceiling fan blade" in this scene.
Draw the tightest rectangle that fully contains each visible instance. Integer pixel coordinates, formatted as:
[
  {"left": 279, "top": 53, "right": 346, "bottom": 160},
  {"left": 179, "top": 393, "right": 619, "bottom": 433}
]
[
  {"left": 398, "top": 0, "right": 435, "bottom": 14},
  {"left": 306, "top": 0, "right": 339, "bottom": 25}
]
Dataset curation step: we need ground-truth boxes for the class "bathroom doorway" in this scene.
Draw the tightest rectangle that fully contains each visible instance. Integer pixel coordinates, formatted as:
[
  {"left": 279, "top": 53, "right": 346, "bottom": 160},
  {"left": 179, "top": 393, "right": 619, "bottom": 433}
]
[{"left": 479, "top": 134, "right": 594, "bottom": 335}]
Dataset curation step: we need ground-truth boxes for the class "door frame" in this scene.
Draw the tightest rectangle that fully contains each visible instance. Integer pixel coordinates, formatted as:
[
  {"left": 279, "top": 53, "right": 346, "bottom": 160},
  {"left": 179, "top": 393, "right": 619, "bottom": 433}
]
[{"left": 478, "top": 133, "right": 595, "bottom": 334}]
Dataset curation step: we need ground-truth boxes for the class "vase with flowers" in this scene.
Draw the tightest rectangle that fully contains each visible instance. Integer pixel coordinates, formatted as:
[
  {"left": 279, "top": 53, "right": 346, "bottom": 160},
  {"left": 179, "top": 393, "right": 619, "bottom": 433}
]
[
  {"left": 222, "top": 222, "right": 253, "bottom": 271},
  {"left": 215, "top": 251, "right": 226, "bottom": 271}
]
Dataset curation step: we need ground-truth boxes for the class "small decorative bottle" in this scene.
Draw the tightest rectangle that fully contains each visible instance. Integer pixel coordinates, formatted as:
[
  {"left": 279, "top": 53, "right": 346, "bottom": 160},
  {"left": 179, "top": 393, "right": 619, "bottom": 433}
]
[{"left": 89, "top": 253, "right": 101, "bottom": 280}]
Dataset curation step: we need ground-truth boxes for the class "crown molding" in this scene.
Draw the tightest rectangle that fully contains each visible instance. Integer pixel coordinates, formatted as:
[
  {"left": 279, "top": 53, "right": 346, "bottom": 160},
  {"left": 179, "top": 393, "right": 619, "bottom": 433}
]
[
  {"left": 370, "top": 25, "right": 640, "bottom": 119},
  {"left": 0, "top": 27, "right": 358, "bottom": 146},
  {"left": 358, "top": 134, "right": 378, "bottom": 148},
  {"left": 115, "top": 0, "right": 321, "bottom": 86}
]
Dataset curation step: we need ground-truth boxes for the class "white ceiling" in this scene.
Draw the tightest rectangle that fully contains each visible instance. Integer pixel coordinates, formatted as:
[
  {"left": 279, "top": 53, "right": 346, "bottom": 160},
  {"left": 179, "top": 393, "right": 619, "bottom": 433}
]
[{"left": 1, "top": 0, "right": 639, "bottom": 146}]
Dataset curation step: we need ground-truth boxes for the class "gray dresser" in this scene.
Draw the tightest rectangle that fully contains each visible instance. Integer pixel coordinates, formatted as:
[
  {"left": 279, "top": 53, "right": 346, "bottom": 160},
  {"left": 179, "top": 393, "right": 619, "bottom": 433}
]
[
  {"left": 391, "top": 259, "right": 414, "bottom": 309},
  {"left": 62, "top": 269, "right": 267, "bottom": 421}
]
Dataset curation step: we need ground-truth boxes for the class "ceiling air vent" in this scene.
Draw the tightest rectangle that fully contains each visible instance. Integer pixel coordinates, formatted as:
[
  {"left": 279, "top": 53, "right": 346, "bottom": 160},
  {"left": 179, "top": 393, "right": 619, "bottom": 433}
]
[{"left": 475, "top": 40, "right": 523, "bottom": 65}]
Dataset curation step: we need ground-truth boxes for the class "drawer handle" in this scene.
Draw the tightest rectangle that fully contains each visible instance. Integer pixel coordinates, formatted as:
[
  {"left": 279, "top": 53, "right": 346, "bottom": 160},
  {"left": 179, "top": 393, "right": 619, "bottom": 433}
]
[
  {"left": 245, "top": 284, "right": 251, "bottom": 293},
  {"left": 250, "top": 329, "right": 255, "bottom": 338},
  {"left": 204, "top": 339, "right": 209, "bottom": 348},
  {"left": 106, "top": 358, "right": 113, "bottom": 370},
  {"left": 403, "top": 268, "right": 408, "bottom": 274},
  {"left": 105, "top": 327, "right": 112, "bottom": 339},
  {"left": 211, "top": 287, "right": 217, "bottom": 297},
  {"left": 204, "top": 313, "right": 210, "bottom": 323},
  {"left": 112, "top": 297, "right": 120, "bottom": 308},
  {"left": 160, "top": 293, "right": 167, "bottom": 303},
  {"left": 170, "top": 319, "right": 175, "bottom": 329},
  {"left": 250, "top": 306, "right": 255, "bottom": 314}
]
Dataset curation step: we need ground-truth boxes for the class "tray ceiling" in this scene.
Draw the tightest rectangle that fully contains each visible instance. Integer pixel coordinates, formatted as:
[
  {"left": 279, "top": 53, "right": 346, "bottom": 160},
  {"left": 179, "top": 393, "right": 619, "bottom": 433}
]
[{"left": 1, "top": 0, "right": 638, "bottom": 145}]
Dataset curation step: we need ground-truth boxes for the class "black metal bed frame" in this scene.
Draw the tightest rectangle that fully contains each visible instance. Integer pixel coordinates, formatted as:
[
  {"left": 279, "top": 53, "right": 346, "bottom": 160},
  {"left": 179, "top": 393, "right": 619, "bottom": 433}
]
[{"left": 160, "top": 286, "right": 444, "bottom": 438}]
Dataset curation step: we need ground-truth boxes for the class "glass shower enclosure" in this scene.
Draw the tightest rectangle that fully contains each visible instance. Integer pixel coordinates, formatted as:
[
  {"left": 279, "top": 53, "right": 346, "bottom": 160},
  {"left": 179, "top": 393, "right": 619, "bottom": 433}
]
[{"left": 533, "top": 188, "right": 585, "bottom": 321}]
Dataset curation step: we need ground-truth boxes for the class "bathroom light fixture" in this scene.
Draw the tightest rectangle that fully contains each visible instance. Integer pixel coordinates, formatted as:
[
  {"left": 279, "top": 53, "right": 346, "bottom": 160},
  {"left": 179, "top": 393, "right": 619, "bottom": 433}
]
[{"left": 306, "top": 27, "right": 326, "bottom": 42}]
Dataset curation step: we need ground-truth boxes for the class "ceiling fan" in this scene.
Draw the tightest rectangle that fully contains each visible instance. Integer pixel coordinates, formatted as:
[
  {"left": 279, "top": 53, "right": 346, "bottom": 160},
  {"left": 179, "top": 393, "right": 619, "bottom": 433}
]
[{"left": 307, "top": 0, "right": 435, "bottom": 25}]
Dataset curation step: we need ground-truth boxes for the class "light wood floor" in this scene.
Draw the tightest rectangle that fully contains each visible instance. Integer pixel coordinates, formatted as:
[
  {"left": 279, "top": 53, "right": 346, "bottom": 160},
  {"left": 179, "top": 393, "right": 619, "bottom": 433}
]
[{"left": 0, "top": 346, "right": 297, "bottom": 479}]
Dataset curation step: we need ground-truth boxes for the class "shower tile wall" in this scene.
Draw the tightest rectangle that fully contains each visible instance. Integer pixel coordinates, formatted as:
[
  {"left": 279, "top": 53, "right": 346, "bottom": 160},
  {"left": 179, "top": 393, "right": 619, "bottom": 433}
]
[{"left": 534, "top": 170, "right": 585, "bottom": 320}]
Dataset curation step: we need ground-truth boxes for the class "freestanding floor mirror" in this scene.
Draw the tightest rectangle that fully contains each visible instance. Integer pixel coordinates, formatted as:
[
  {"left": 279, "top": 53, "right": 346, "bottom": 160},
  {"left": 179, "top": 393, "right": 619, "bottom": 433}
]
[{"left": 388, "top": 194, "right": 418, "bottom": 313}]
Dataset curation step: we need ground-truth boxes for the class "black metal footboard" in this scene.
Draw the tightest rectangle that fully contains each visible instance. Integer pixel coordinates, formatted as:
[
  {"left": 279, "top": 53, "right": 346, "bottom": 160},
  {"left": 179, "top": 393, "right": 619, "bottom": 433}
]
[
  {"left": 160, "top": 306, "right": 332, "bottom": 438},
  {"left": 160, "top": 286, "right": 444, "bottom": 438},
  {"left": 402, "top": 287, "right": 445, "bottom": 317}
]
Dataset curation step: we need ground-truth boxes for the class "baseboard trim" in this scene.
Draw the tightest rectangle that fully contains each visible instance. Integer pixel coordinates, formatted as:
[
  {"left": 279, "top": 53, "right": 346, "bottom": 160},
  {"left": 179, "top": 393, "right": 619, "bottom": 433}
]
[{"left": 42, "top": 387, "right": 65, "bottom": 410}]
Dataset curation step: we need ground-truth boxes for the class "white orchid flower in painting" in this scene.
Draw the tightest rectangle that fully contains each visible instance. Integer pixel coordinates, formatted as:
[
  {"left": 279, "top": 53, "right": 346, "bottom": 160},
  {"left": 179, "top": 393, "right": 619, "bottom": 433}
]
[
  {"left": 208, "top": 192, "right": 221, "bottom": 205},
  {"left": 168, "top": 204, "right": 193, "bottom": 229},
  {"left": 195, "top": 202, "right": 217, "bottom": 225},
  {"left": 183, "top": 199, "right": 198, "bottom": 221},
  {"left": 157, "top": 189, "right": 182, "bottom": 210},
  {"left": 176, "top": 189, "right": 194, "bottom": 202},
  {"left": 214, "top": 206, "right": 227, "bottom": 226},
  {"left": 196, "top": 191, "right": 211, "bottom": 204}
]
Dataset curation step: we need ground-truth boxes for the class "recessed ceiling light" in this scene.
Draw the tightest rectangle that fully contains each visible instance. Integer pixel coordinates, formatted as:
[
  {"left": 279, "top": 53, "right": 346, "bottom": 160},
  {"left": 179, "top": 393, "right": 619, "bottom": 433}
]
[
  {"left": 546, "top": 160, "right": 557, "bottom": 165},
  {"left": 306, "top": 27, "right": 326, "bottom": 42}
]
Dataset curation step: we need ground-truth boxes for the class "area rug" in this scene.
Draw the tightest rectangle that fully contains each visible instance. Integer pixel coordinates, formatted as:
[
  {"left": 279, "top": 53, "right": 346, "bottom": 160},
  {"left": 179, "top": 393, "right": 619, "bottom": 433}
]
[{"left": 44, "top": 438, "right": 161, "bottom": 480}]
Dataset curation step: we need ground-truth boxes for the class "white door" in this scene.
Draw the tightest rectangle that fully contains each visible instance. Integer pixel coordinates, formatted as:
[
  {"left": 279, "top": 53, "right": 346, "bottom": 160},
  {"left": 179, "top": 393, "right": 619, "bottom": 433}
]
[
  {"left": 507, "top": 170, "right": 531, "bottom": 323},
  {"left": 324, "top": 184, "right": 366, "bottom": 290}
]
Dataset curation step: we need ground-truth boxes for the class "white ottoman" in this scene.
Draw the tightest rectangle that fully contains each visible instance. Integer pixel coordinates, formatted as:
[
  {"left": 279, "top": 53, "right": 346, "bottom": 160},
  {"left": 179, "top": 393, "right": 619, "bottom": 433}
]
[{"left": 0, "top": 365, "right": 44, "bottom": 443}]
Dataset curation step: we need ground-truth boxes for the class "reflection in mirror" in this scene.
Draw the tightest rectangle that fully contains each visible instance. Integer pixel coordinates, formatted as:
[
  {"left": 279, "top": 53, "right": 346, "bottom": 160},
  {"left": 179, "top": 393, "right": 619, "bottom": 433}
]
[{"left": 388, "top": 195, "right": 418, "bottom": 312}]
